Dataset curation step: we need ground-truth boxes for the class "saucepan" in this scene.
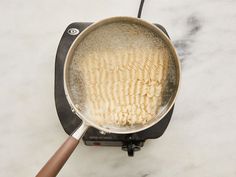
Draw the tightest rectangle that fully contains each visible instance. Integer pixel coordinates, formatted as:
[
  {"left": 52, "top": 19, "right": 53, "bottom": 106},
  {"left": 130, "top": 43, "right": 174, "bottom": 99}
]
[{"left": 36, "top": 16, "right": 181, "bottom": 177}]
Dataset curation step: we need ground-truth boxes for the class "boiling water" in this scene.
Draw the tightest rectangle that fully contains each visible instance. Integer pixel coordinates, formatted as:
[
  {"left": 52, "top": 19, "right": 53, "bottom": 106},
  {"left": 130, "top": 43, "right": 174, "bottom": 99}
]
[{"left": 67, "top": 21, "right": 178, "bottom": 128}]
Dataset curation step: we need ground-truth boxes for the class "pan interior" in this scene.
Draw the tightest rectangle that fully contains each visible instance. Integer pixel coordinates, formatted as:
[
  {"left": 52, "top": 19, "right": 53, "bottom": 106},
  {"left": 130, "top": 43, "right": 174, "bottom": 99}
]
[{"left": 66, "top": 18, "right": 179, "bottom": 133}]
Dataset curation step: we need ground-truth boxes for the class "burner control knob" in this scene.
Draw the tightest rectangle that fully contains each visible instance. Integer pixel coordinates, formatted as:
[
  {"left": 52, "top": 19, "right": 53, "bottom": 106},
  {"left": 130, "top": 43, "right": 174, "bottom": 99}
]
[{"left": 122, "top": 142, "right": 141, "bottom": 157}]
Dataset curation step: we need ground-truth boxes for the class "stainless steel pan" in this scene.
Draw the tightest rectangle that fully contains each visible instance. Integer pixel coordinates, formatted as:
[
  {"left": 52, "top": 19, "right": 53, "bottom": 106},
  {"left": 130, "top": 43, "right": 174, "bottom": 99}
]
[{"left": 36, "top": 16, "right": 181, "bottom": 177}]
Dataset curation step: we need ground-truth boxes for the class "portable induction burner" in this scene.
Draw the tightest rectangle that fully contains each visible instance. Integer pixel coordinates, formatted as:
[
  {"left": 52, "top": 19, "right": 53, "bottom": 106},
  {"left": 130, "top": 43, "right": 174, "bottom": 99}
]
[{"left": 55, "top": 22, "right": 174, "bottom": 156}]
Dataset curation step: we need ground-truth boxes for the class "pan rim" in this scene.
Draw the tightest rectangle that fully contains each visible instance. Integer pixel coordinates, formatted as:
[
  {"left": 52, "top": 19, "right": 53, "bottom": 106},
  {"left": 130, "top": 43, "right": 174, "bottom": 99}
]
[{"left": 63, "top": 16, "right": 181, "bottom": 134}]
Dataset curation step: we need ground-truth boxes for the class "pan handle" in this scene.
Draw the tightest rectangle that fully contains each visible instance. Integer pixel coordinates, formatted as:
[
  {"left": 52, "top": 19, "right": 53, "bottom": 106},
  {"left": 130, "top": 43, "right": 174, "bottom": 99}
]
[{"left": 36, "top": 122, "right": 89, "bottom": 177}]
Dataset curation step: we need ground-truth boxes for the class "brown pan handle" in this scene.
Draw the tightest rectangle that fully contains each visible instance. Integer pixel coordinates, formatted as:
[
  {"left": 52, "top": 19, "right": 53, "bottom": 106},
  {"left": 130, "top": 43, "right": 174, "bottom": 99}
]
[{"left": 36, "top": 122, "right": 89, "bottom": 177}]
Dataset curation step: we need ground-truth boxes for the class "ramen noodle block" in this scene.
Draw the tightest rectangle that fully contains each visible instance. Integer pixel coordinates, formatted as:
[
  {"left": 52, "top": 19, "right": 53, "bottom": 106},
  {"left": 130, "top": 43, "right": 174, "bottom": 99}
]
[{"left": 78, "top": 48, "right": 169, "bottom": 126}]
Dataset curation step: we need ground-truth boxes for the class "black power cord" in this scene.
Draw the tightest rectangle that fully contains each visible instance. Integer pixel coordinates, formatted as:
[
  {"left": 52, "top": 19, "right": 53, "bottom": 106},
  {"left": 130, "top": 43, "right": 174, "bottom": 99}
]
[{"left": 137, "top": 0, "right": 145, "bottom": 18}]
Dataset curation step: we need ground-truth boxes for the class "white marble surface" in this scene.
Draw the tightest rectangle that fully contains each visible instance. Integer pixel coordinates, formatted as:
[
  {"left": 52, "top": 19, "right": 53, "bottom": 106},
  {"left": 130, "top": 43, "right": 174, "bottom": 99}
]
[{"left": 1, "top": 0, "right": 236, "bottom": 176}]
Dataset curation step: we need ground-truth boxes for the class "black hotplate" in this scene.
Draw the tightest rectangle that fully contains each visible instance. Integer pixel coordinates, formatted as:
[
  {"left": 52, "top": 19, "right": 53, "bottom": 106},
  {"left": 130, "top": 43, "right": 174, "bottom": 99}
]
[{"left": 55, "top": 22, "right": 174, "bottom": 156}]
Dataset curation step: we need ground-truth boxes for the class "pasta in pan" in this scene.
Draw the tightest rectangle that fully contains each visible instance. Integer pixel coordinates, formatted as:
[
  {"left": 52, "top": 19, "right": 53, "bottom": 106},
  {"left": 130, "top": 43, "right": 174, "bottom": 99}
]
[{"left": 78, "top": 47, "right": 169, "bottom": 126}]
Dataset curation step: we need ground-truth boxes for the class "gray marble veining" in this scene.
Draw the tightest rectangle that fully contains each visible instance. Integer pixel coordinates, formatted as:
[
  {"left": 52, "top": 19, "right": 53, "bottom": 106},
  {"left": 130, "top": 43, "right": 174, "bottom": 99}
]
[{"left": 0, "top": 0, "right": 236, "bottom": 176}]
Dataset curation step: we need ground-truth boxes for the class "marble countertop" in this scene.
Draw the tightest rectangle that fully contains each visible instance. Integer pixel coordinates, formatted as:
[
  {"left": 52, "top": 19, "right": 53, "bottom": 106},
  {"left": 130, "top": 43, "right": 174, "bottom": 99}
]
[{"left": 1, "top": 0, "right": 236, "bottom": 176}]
